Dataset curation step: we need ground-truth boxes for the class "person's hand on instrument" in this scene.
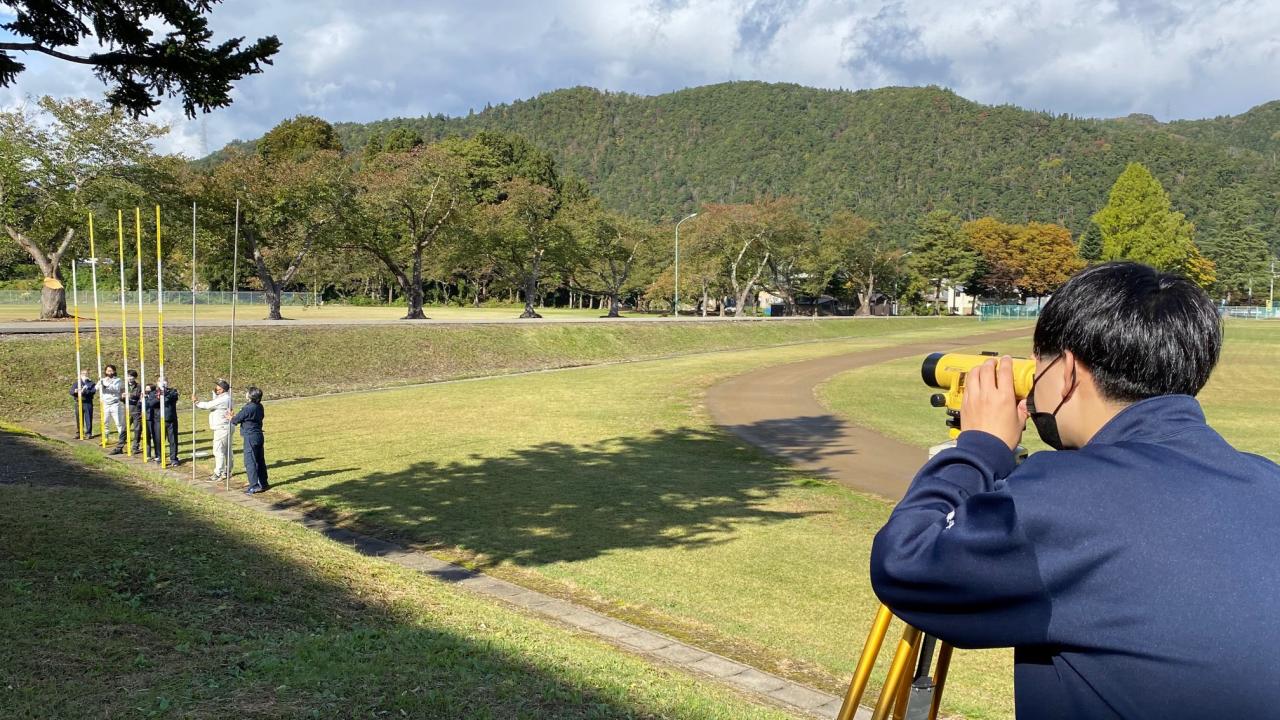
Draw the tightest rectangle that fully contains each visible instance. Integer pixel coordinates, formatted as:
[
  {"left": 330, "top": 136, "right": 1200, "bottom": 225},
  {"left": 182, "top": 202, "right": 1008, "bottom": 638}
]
[{"left": 960, "top": 355, "right": 1028, "bottom": 450}]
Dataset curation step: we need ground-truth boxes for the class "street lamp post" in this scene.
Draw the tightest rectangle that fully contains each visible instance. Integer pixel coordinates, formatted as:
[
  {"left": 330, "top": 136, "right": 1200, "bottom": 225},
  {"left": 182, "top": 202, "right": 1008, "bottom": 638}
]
[{"left": 674, "top": 212, "right": 697, "bottom": 317}]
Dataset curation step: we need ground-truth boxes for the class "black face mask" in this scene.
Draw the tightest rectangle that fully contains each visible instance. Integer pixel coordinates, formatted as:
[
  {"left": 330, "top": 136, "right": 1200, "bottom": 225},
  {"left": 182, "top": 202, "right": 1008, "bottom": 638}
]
[{"left": 1026, "top": 355, "right": 1077, "bottom": 451}]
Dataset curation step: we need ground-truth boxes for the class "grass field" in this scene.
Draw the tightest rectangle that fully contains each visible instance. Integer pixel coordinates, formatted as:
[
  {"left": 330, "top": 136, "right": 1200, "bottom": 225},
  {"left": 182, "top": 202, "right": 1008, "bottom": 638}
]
[
  {"left": 1, "top": 316, "right": 960, "bottom": 425},
  {"left": 0, "top": 303, "right": 610, "bottom": 323},
  {"left": 139, "top": 320, "right": 1028, "bottom": 720},
  {"left": 0, "top": 424, "right": 806, "bottom": 719},
  {"left": 819, "top": 320, "right": 1280, "bottom": 461}
]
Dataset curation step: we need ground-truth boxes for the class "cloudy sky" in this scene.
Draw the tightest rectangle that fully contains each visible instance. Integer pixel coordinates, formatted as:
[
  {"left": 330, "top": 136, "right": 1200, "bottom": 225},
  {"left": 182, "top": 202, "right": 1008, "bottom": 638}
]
[{"left": 3, "top": 0, "right": 1277, "bottom": 156}]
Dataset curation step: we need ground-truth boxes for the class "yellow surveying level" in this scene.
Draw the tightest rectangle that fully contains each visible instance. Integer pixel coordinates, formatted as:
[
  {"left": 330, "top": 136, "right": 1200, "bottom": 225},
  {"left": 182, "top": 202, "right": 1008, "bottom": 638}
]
[
  {"left": 921, "top": 352, "right": 1036, "bottom": 438},
  {"left": 836, "top": 352, "right": 1033, "bottom": 720}
]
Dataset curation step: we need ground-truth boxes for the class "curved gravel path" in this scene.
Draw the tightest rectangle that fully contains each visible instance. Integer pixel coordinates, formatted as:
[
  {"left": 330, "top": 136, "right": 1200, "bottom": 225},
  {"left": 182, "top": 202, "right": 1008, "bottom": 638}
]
[{"left": 706, "top": 327, "right": 1032, "bottom": 498}]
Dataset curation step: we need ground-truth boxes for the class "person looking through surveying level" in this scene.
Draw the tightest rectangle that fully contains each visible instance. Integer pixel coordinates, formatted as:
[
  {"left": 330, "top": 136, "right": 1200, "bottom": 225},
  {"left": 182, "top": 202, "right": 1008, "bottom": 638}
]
[{"left": 869, "top": 261, "right": 1280, "bottom": 719}]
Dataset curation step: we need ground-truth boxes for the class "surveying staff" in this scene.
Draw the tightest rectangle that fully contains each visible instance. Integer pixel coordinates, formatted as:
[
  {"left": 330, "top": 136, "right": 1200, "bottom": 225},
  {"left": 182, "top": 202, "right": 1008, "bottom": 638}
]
[
  {"left": 70, "top": 370, "right": 96, "bottom": 438},
  {"left": 869, "top": 262, "right": 1280, "bottom": 719},
  {"left": 227, "top": 387, "right": 268, "bottom": 494},
  {"left": 99, "top": 364, "right": 124, "bottom": 447},
  {"left": 115, "top": 369, "right": 142, "bottom": 455},
  {"left": 194, "top": 380, "right": 232, "bottom": 482}
]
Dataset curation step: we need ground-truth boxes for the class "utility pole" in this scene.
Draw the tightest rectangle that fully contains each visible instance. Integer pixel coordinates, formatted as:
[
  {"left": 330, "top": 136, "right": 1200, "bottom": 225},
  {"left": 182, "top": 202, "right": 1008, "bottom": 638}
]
[{"left": 673, "top": 212, "right": 697, "bottom": 317}]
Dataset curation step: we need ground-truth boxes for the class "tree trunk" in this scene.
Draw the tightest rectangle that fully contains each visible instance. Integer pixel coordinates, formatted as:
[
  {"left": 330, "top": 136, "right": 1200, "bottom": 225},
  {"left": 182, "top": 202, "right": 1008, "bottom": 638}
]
[
  {"left": 41, "top": 285, "right": 68, "bottom": 319},
  {"left": 8, "top": 226, "right": 74, "bottom": 319},
  {"left": 701, "top": 282, "right": 709, "bottom": 317},
  {"left": 263, "top": 281, "right": 283, "bottom": 320},
  {"left": 403, "top": 248, "right": 428, "bottom": 320}
]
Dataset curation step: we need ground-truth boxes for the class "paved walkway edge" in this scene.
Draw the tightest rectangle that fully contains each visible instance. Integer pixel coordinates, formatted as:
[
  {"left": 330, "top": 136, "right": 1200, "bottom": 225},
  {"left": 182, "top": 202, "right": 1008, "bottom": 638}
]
[{"left": 32, "top": 425, "right": 867, "bottom": 720}]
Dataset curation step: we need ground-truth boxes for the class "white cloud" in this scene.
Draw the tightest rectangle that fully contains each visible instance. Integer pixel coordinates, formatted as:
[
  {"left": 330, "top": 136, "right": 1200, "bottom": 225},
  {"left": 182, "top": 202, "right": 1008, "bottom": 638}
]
[{"left": 1, "top": 0, "right": 1276, "bottom": 156}]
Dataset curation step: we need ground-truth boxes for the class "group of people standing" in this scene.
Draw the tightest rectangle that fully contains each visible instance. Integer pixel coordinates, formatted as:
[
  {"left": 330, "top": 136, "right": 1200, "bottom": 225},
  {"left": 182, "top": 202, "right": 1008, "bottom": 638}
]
[{"left": 71, "top": 369, "right": 270, "bottom": 494}]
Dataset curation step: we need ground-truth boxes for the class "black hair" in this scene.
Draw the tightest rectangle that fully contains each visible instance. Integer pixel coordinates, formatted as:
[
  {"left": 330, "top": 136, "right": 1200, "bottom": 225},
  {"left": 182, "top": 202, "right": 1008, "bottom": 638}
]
[
  {"left": 1034, "top": 261, "right": 1222, "bottom": 402},
  {"left": 128, "top": 369, "right": 138, "bottom": 378},
  {"left": 247, "top": 386, "right": 263, "bottom": 403},
  {"left": 105, "top": 364, "right": 116, "bottom": 372}
]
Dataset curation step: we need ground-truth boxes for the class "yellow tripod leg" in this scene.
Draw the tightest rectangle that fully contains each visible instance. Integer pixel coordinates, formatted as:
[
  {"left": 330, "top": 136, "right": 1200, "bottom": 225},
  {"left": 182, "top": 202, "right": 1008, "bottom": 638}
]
[
  {"left": 927, "top": 643, "right": 954, "bottom": 720},
  {"left": 871, "top": 625, "right": 922, "bottom": 720},
  {"left": 838, "top": 604, "right": 895, "bottom": 720}
]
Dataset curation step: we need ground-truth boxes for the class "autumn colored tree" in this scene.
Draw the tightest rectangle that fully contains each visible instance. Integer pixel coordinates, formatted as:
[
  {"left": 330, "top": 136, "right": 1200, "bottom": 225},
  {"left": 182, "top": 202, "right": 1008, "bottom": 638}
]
[
  {"left": 1019, "top": 222, "right": 1084, "bottom": 298},
  {"left": 354, "top": 145, "right": 472, "bottom": 319},
  {"left": 562, "top": 199, "right": 653, "bottom": 317},
  {"left": 963, "top": 217, "right": 1025, "bottom": 299},
  {"left": 204, "top": 146, "right": 349, "bottom": 319},
  {"left": 694, "top": 198, "right": 808, "bottom": 317},
  {"left": 0, "top": 97, "right": 167, "bottom": 318},
  {"left": 819, "top": 211, "right": 903, "bottom": 315}
]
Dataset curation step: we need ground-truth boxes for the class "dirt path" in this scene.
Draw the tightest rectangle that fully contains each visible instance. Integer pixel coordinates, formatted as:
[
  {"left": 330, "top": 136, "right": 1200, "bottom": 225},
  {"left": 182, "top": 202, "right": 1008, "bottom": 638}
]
[{"left": 706, "top": 327, "right": 1033, "bottom": 498}]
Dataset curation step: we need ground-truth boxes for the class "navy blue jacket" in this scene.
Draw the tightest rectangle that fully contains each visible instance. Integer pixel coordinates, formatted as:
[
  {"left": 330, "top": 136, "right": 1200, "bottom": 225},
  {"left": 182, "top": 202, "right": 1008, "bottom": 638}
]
[
  {"left": 870, "top": 395, "right": 1280, "bottom": 719},
  {"left": 229, "top": 401, "right": 264, "bottom": 442}
]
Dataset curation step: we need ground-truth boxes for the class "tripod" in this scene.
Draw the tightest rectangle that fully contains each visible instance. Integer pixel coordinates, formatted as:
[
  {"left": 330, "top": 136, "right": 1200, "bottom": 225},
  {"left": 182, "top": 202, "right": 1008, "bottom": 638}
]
[{"left": 836, "top": 438, "right": 1026, "bottom": 720}]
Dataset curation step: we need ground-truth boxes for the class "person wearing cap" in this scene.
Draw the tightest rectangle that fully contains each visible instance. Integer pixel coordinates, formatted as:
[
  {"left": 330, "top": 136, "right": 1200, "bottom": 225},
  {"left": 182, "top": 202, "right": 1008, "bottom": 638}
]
[
  {"left": 194, "top": 380, "right": 233, "bottom": 482},
  {"left": 100, "top": 364, "right": 124, "bottom": 451},
  {"left": 226, "top": 386, "right": 268, "bottom": 494},
  {"left": 69, "top": 369, "right": 96, "bottom": 438},
  {"left": 144, "top": 378, "right": 181, "bottom": 465}
]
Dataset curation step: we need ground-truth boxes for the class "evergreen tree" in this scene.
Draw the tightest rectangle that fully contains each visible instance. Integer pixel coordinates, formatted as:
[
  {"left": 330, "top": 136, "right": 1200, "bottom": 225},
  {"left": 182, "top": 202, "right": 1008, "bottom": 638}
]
[
  {"left": 1078, "top": 224, "right": 1103, "bottom": 262},
  {"left": 1201, "top": 188, "right": 1270, "bottom": 302},
  {"left": 1092, "top": 162, "right": 1213, "bottom": 287},
  {"left": 909, "top": 210, "right": 978, "bottom": 313}
]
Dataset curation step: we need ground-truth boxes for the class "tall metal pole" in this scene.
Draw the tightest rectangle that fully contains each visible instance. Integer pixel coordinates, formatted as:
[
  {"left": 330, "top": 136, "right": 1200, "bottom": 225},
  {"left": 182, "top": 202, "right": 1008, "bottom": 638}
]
[
  {"left": 156, "top": 205, "right": 168, "bottom": 468},
  {"left": 135, "top": 209, "right": 149, "bottom": 462},
  {"left": 227, "top": 199, "right": 240, "bottom": 491},
  {"left": 71, "top": 256, "right": 84, "bottom": 439},
  {"left": 192, "top": 202, "right": 198, "bottom": 482},
  {"left": 117, "top": 211, "right": 132, "bottom": 455},
  {"left": 88, "top": 213, "right": 106, "bottom": 447},
  {"left": 674, "top": 212, "right": 697, "bottom": 317}
]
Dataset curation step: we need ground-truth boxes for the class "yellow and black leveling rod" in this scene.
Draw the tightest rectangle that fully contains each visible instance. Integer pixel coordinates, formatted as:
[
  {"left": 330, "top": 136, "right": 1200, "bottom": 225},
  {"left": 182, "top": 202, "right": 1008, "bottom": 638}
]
[{"left": 837, "top": 352, "right": 1035, "bottom": 720}]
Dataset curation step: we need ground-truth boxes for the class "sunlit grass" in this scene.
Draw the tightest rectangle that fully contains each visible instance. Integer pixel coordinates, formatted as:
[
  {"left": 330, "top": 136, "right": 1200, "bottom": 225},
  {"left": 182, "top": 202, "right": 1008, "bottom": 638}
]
[{"left": 183, "top": 321, "right": 1027, "bottom": 720}]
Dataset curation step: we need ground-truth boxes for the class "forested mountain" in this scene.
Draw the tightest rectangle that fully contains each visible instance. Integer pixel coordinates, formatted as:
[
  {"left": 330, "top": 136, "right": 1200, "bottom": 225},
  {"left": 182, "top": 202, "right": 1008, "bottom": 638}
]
[{"left": 216, "top": 82, "right": 1280, "bottom": 248}]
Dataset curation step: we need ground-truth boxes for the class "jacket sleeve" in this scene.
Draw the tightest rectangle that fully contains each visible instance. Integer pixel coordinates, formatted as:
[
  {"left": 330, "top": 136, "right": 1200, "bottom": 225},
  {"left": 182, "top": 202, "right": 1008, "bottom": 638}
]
[
  {"left": 869, "top": 431, "right": 1052, "bottom": 649},
  {"left": 229, "top": 406, "right": 247, "bottom": 426}
]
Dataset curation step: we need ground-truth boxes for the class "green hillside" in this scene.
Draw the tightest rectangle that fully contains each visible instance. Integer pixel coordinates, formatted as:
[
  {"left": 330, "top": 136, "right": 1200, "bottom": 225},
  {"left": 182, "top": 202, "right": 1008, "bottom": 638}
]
[{"left": 310, "top": 83, "right": 1277, "bottom": 243}]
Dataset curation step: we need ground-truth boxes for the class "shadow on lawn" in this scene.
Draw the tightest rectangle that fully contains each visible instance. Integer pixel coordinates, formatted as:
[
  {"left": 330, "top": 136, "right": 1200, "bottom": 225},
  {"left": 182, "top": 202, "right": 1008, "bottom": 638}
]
[
  {"left": 278, "top": 426, "right": 826, "bottom": 569},
  {"left": 717, "top": 414, "right": 856, "bottom": 469},
  {"left": 0, "top": 428, "right": 748, "bottom": 719}
]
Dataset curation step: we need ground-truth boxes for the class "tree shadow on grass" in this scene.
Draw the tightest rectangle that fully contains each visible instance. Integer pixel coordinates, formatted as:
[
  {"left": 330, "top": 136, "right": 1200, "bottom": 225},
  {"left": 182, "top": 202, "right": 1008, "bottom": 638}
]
[
  {"left": 718, "top": 414, "right": 857, "bottom": 469},
  {"left": 275, "top": 427, "right": 825, "bottom": 569},
  {"left": 0, "top": 428, "right": 779, "bottom": 719}
]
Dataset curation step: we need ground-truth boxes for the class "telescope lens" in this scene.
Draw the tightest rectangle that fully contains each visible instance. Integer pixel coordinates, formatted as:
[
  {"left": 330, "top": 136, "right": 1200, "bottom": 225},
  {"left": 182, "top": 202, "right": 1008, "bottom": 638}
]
[{"left": 921, "top": 352, "right": 944, "bottom": 388}]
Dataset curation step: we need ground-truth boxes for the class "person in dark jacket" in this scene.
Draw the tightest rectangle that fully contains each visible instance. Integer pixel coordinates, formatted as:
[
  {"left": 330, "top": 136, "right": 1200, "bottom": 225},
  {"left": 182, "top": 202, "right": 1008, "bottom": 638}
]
[
  {"left": 143, "top": 384, "right": 161, "bottom": 461},
  {"left": 70, "top": 369, "right": 96, "bottom": 438},
  {"left": 227, "top": 386, "right": 268, "bottom": 494},
  {"left": 870, "top": 262, "right": 1280, "bottom": 719},
  {"left": 158, "top": 377, "right": 180, "bottom": 466},
  {"left": 144, "top": 380, "right": 181, "bottom": 465},
  {"left": 113, "top": 369, "right": 142, "bottom": 455}
]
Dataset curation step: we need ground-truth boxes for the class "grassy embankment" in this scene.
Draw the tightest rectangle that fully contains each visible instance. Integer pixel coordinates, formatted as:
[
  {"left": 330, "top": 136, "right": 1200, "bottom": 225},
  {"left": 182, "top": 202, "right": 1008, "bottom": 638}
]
[{"left": 2, "top": 316, "right": 957, "bottom": 425}]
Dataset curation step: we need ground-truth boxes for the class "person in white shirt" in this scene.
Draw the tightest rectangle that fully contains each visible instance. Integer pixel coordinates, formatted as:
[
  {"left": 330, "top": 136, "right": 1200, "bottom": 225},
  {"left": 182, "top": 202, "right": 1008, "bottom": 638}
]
[
  {"left": 193, "top": 380, "right": 233, "bottom": 481},
  {"left": 100, "top": 364, "right": 125, "bottom": 451}
]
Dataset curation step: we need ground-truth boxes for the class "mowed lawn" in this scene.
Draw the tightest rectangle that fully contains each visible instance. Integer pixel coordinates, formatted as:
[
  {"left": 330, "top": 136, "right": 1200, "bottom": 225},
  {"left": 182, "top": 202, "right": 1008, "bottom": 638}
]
[
  {"left": 178, "top": 320, "right": 1032, "bottom": 720},
  {"left": 819, "top": 320, "right": 1280, "bottom": 461},
  {"left": 0, "top": 425, "right": 805, "bottom": 720}
]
